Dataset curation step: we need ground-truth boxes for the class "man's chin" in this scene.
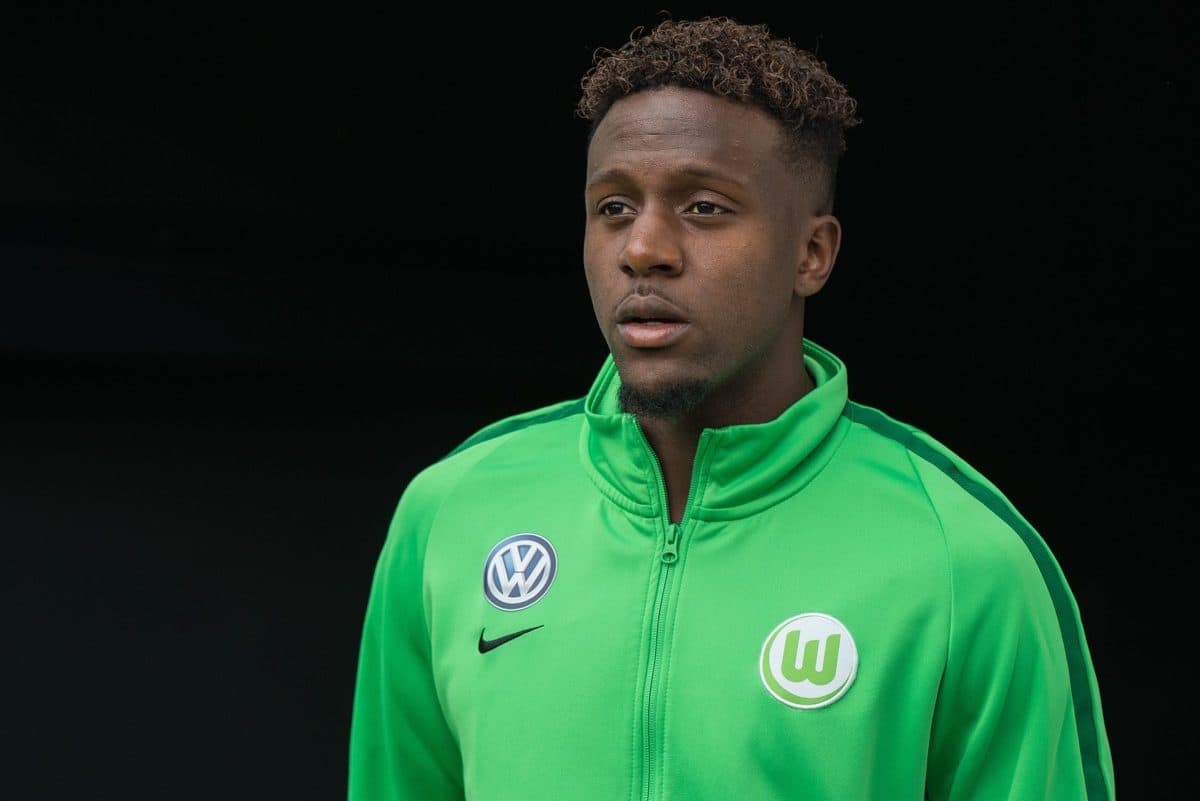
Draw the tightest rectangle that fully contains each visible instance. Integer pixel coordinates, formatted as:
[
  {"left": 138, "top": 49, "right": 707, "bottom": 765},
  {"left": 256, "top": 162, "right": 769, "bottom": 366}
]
[{"left": 617, "top": 377, "right": 710, "bottom": 420}]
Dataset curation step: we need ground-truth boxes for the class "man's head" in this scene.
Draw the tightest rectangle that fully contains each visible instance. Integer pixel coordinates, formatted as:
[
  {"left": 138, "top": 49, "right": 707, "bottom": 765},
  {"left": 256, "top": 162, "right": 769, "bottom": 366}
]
[
  {"left": 578, "top": 17, "right": 860, "bottom": 423},
  {"left": 579, "top": 16, "right": 860, "bottom": 217}
]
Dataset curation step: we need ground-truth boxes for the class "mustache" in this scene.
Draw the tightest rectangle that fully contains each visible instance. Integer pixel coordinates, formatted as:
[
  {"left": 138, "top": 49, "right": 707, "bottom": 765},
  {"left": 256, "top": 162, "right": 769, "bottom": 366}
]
[{"left": 616, "top": 284, "right": 678, "bottom": 308}]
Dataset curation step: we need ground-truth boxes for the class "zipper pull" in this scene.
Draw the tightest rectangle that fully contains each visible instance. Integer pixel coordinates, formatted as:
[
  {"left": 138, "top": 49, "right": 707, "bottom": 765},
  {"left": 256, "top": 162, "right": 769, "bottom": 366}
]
[{"left": 662, "top": 524, "right": 679, "bottom": 563}]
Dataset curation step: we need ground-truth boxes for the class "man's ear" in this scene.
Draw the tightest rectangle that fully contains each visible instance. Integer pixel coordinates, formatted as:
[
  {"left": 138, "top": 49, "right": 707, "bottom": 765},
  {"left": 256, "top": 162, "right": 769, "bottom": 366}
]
[{"left": 794, "top": 214, "right": 842, "bottom": 297}]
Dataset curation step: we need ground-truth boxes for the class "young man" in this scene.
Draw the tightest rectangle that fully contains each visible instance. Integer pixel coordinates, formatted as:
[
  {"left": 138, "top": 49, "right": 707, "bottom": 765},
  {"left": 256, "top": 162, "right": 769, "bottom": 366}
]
[{"left": 347, "top": 16, "right": 1114, "bottom": 801}]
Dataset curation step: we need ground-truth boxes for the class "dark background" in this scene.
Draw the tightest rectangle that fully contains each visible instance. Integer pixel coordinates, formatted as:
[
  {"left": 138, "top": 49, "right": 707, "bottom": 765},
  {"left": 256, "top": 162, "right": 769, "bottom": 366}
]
[{"left": 1, "top": 3, "right": 1190, "bottom": 799}]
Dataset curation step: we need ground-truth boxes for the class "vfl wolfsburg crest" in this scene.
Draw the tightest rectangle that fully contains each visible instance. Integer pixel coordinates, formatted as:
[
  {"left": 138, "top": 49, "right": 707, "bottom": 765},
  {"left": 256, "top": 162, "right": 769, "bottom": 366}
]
[{"left": 760, "top": 613, "right": 858, "bottom": 709}]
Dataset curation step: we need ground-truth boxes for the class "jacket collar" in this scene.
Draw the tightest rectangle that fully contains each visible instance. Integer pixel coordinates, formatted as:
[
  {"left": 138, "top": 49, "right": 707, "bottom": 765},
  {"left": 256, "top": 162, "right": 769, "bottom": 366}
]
[{"left": 579, "top": 339, "right": 851, "bottom": 522}]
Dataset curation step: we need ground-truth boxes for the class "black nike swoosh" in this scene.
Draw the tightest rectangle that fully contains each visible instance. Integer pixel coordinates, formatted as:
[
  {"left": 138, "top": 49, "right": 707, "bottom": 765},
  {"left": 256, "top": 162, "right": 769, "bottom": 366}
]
[{"left": 478, "top": 625, "right": 544, "bottom": 654}]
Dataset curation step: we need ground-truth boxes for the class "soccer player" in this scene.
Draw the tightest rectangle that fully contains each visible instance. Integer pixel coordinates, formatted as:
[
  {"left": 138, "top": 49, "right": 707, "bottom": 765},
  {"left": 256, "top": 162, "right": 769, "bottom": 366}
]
[{"left": 347, "top": 15, "right": 1114, "bottom": 801}]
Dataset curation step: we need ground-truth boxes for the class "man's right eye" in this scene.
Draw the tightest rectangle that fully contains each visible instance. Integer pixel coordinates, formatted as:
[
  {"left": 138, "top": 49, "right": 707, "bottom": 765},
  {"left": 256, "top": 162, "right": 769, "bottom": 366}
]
[{"left": 598, "top": 201, "right": 633, "bottom": 216}]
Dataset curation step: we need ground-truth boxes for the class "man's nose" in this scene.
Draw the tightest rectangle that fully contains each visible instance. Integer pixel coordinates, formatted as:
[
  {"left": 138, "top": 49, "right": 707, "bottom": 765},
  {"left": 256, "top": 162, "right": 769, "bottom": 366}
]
[{"left": 620, "top": 205, "right": 683, "bottom": 277}]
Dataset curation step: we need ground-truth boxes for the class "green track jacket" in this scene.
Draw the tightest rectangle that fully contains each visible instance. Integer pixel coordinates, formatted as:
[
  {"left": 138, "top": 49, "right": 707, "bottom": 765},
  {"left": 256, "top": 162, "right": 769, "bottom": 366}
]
[{"left": 348, "top": 340, "right": 1115, "bottom": 801}]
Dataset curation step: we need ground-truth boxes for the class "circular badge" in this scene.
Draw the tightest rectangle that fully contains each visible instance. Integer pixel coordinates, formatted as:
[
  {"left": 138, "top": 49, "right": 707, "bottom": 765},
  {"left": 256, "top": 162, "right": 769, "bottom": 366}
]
[
  {"left": 760, "top": 613, "right": 858, "bottom": 709},
  {"left": 482, "top": 533, "right": 558, "bottom": 611}
]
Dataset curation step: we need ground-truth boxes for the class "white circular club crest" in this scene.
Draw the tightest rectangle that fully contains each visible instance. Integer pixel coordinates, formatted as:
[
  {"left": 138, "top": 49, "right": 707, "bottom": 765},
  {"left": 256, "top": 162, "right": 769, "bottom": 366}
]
[
  {"left": 483, "top": 533, "right": 558, "bottom": 611},
  {"left": 760, "top": 613, "right": 858, "bottom": 709}
]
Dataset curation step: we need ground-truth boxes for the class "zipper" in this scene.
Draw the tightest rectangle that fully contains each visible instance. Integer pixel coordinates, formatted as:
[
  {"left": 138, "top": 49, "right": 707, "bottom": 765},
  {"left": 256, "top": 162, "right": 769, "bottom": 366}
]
[
  {"left": 637, "top": 427, "right": 708, "bottom": 801},
  {"left": 641, "top": 524, "right": 675, "bottom": 801}
]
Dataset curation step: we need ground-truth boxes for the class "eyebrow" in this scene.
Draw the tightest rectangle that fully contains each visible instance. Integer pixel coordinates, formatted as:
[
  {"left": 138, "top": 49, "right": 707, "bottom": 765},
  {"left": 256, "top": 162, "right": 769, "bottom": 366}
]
[{"left": 585, "top": 164, "right": 746, "bottom": 192}]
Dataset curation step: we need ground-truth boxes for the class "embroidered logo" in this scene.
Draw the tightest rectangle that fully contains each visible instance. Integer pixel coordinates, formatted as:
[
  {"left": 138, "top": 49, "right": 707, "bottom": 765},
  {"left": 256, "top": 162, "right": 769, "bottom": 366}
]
[
  {"left": 478, "top": 625, "right": 544, "bottom": 654},
  {"left": 482, "top": 533, "right": 557, "bottom": 611},
  {"left": 760, "top": 613, "right": 858, "bottom": 709}
]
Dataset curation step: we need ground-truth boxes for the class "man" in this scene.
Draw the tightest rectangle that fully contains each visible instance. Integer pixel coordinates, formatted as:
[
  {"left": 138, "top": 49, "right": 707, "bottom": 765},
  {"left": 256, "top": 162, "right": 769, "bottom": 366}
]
[{"left": 348, "top": 16, "right": 1114, "bottom": 801}]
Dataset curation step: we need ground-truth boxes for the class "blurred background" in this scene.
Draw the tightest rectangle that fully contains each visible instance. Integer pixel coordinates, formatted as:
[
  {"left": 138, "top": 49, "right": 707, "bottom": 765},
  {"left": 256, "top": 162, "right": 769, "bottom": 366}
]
[{"left": 1, "top": 3, "right": 1189, "bottom": 798}]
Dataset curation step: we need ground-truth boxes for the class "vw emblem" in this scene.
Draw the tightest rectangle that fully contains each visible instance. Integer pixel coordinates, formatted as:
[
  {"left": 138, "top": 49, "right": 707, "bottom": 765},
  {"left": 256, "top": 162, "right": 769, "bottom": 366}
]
[{"left": 483, "top": 533, "right": 558, "bottom": 611}]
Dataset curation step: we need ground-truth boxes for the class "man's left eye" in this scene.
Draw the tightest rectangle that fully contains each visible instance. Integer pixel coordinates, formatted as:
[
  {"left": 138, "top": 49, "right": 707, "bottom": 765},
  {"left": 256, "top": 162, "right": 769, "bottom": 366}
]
[{"left": 687, "top": 201, "right": 726, "bottom": 215}]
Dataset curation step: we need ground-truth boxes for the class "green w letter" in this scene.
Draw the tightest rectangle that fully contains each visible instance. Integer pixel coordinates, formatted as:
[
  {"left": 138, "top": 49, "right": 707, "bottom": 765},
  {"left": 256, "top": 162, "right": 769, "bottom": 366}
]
[{"left": 781, "top": 631, "right": 841, "bottom": 685}]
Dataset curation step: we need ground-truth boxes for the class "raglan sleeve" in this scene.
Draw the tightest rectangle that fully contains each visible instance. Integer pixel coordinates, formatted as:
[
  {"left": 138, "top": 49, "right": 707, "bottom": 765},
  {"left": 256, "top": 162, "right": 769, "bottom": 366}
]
[
  {"left": 921, "top": 462, "right": 1115, "bottom": 801},
  {"left": 347, "top": 470, "right": 464, "bottom": 801}
]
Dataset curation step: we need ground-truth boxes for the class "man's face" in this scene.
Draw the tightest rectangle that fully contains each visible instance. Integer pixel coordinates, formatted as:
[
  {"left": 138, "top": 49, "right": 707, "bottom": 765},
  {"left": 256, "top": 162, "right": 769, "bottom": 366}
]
[{"left": 583, "top": 86, "right": 826, "bottom": 418}]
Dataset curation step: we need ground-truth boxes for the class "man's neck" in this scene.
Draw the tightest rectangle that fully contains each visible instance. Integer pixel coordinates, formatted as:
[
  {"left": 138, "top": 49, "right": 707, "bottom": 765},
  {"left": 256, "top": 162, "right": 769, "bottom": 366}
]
[
  {"left": 638, "top": 367, "right": 816, "bottom": 524},
  {"left": 638, "top": 416, "right": 702, "bottom": 525}
]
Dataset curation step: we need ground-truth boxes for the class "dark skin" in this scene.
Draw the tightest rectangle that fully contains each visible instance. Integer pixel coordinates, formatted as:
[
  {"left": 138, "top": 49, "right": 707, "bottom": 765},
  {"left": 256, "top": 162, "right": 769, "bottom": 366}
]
[{"left": 583, "top": 86, "right": 842, "bottom": 523}]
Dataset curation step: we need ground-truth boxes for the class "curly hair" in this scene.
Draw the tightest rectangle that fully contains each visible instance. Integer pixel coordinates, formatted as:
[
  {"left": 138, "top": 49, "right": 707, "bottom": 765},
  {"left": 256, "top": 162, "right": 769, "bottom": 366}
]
[{"left": 577, "top": 16, "right": 861, "bottom": 209}]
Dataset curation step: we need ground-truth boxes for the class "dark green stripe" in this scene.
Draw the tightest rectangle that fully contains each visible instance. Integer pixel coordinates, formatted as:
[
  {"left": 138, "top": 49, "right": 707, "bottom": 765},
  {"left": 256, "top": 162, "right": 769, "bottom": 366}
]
[
  {"left": 849, "top": 402, "right": 1108, "bottom": 801},
  {"left": 442, "top": 397, "right": 586, "bottom": 460}
]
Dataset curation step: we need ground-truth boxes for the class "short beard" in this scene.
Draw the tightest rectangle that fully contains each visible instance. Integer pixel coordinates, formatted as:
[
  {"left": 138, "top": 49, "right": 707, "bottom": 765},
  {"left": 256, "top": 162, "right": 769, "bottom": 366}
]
[{"left": 618, "top": 379, "right": 710, "bottom": 420}]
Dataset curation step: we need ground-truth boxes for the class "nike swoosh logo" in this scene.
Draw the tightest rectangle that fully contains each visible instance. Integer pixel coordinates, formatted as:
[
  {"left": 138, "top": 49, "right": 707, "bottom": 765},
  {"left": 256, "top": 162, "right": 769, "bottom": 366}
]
[{"left": 478, "top": 625, "right": 544, "bottom": 654}]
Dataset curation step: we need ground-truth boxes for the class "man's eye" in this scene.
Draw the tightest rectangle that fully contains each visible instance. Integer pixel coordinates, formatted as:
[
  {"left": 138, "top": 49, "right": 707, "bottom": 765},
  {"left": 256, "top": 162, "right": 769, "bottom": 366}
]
[
  {"left": 598, "top": 201, "right": 632, "bottom": 216},
  {"left": 687, "top": 201, "right": 727, "bottom": 215}
]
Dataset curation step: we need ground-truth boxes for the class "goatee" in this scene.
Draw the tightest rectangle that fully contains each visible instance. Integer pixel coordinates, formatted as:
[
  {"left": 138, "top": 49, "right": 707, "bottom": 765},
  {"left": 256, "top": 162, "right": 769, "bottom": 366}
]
[{"left": 618, "top": 379, "right": 710, "bottom": 420}]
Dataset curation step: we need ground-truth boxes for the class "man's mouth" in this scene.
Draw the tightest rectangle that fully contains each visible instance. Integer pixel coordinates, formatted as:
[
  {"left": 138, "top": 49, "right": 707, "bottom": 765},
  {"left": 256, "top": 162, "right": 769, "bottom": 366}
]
[
  {"left": 614, "top": 295, "right": 687, "bottom": 324},
  {"left": 614, "top": 294, "right": 690, "bottom": 348},
  {"left": 616, "top": 318, "right": 689, "bottom": 348}
]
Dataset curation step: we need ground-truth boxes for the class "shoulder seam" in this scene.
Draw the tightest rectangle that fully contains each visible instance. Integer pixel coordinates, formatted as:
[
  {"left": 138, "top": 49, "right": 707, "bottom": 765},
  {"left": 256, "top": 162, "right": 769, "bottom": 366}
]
[{"left": 441, "top": 397, "right": 586, "bottom": 461}]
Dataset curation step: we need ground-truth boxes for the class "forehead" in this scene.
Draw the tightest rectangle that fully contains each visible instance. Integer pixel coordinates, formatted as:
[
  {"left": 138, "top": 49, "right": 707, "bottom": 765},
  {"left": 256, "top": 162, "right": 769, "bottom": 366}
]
[{"left": 585, "top": 86, "right": 787, "bottom": 186}]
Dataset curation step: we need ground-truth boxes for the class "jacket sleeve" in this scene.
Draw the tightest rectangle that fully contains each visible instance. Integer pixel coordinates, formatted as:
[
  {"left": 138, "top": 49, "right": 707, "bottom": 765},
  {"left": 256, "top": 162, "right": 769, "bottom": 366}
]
[
  {"left": 348, "top": 474, "right": 464, "bottom": 801},
  {"left": 918, "top": 457, "right": 1115, "bottom": 801}
]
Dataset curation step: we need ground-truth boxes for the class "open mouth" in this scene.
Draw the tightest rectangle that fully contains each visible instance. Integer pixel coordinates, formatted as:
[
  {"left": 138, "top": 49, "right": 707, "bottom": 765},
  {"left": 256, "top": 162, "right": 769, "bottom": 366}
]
[{"left": 614, "top": 295, "right": 689, "bottom": 347}]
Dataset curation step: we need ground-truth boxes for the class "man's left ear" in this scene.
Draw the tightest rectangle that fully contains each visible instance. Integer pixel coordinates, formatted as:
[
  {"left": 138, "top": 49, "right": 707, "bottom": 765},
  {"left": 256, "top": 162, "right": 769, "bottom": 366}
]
[{"left": 794, "top": 214, "right": 842, "bottom": 297}]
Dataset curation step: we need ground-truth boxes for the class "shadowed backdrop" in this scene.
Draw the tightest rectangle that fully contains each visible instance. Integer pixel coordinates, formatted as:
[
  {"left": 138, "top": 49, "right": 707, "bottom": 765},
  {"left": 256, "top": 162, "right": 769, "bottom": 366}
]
[{"left": 1, "top": 3, "right": 1188, "bottom": 798}]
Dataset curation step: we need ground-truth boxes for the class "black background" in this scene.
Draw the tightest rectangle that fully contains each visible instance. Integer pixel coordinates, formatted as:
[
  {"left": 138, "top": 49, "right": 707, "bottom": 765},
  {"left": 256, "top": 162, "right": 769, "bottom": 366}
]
[{"left": 1, "top": 3, "right": 1190, "bottom": 799}]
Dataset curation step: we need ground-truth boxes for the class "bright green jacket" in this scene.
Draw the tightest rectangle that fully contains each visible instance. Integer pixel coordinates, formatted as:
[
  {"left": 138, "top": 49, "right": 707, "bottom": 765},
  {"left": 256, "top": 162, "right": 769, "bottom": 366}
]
[{"left": 348, "top": 340, "right": 1115, "bottom": 801}]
